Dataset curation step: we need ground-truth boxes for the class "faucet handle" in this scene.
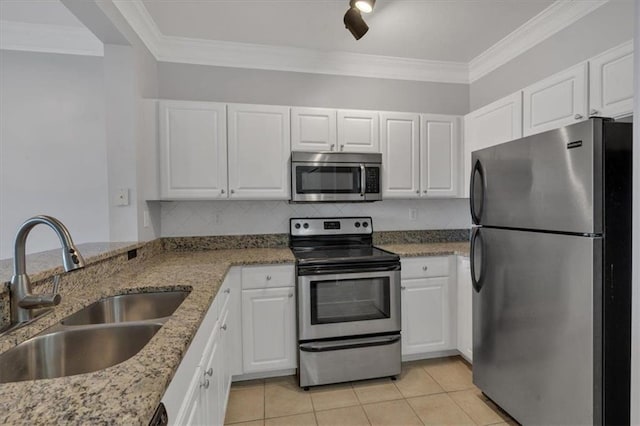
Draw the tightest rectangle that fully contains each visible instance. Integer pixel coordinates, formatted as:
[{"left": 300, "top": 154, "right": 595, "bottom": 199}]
[{"left": 52, "top": 275, "right": 60, "bottom": 294}]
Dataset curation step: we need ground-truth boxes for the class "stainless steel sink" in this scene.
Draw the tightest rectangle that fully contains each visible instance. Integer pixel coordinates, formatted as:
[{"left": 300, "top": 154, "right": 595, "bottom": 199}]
[
  {"left": 0, "top": 324, "right": 162, "bottom": 383},
  {"left": 61, "top": 291, "right": 190, "bottom": 326}
]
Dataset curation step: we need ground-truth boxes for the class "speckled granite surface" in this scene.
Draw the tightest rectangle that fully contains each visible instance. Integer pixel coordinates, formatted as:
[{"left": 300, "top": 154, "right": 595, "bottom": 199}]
[
  {"left": 0, "top": 241, "right": 144, "bottom": 285},
  {"left": 373, "top": 229, "right": 469, "bottom": 245},
  {"left": 379, "top": 241, "right": 470, "bottom": 258},
  {"left": 0, "top": 246, "right": 294, "bottom": 426}
]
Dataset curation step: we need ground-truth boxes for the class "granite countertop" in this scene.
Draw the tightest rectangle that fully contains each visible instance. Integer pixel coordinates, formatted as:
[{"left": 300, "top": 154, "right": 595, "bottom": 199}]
[
  {"left": 0, "top": 239, "right": 468, "bottom": 425},
  {"left": 0, "top": 247, "right": 294, "bottom": 425},
  {"left": 379, "top": 241, "right": 470, "bottom": 258},
  {"left": 0, "top": 242, "right": 143, "bottom": 287}
]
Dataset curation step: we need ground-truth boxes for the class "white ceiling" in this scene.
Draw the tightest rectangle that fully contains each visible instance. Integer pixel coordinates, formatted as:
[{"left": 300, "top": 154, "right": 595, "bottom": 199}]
[
  {"left": 0, "top": 0, "right": 85, "bottom": 28},
  {"left": 141, "top": 0, "right": 554, "bottom": 63}
]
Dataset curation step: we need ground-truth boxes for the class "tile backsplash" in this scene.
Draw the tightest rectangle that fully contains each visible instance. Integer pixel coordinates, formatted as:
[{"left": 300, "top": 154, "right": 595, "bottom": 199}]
[{"left": 160, "top": 199, "right": 470, "bottom": 237}]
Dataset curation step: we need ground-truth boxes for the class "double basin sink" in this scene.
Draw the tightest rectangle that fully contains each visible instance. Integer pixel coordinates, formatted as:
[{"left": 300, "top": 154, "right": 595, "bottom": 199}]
[{"left": 0, "top": 290, "right": 190, "bottom": 383}]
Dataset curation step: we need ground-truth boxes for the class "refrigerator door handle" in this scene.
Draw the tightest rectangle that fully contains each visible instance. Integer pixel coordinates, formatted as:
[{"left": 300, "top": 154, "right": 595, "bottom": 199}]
[
  {"left": 470, "top": 159, "right": 485, "bottom": 225},
  {"left": 470, "top": 227, "right": 484, "bottom": 292}
]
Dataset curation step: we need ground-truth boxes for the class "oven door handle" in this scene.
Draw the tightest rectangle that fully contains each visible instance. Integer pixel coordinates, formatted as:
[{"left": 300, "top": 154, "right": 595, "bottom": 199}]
[
  {"left": 297, "top": 263, "right": 400, "bottom": 276},
  {"left": 299, "top": 335, "right": 401, "bottom": 352}
]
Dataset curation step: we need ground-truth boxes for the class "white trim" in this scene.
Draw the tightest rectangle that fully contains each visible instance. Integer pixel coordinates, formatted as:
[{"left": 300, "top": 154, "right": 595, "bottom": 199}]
[
  {"left": 0, "top": 20, "right": 103, "bottom": 57},
  {"left": 468, "top": 0, "right": 609, "bottom": 83},
  {"left": 114, "top": 0, "right": 611, "bottom": 84}
]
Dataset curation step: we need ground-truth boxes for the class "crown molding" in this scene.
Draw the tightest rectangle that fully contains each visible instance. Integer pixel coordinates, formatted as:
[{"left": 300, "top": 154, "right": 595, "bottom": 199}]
[
  {"left": 113, "top": 0, "right": 469, "bottom": 84},
  {"left": 114, "top": 0, "right": 609, "bottom": 85},
  {"left": 0, "top": 20, "right": 103, "bottom": 57},
  {"left": 468, "top": 0, "right": 609, "bottom": 83}
]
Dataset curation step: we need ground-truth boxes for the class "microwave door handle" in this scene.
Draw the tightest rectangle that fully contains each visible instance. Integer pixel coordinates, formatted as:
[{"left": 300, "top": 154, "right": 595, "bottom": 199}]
[{"left": 360, "top": 164, "right": 366, "bottom": 197}]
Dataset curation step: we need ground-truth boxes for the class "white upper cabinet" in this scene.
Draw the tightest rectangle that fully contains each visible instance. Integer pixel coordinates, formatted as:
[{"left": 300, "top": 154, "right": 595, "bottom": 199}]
[
  {"left": 291, "top": 107, "right": 337, "bottom": 152},
  {"left": 227, "top": 104, "right": 291, "bottom": 200},
  {"left": 420, "top": 114, "right": 461, "bottom": 198},
  {"left": 589, "top": 41, "right": 634, "bottom": 119},
  {"left": 522, "top": 62, "right": 588, "bottom": 137},
  {"left": 159, "top": 100, "right": 227, "bottom": 199},
  {"left": 380, "top": 112, "right": 420, "bottom": 198},
  {"left": 337, "top": 109, "right": 380, "bottom": 153},
  {"left": 463, "top": 92, "right": 522, "bottom": 197}
]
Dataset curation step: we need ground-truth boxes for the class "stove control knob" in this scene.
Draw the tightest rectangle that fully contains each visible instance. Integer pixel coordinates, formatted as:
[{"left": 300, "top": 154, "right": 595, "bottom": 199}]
[
  {"left": 355, "top": 222, "right": 361, "bottom": 228},
  {"left": 295, "top": 223, "right": 301, "bottom": 229},
  {"left": 303, "top": 223, "right": 309, "bottom": 229},
  {"left": 362, "top": 222, "right": 369, "bottom": 228}
]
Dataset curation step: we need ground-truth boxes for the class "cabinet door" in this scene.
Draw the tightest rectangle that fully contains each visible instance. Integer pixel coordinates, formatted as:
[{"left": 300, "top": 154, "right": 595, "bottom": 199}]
[
  {"left": 175, "top": 366, "right": 204, "bottom": 426},
  {"left": 242, "top": 287, "right": 296, "bottom": 373},
  {"left": 337, "top": 109, "right": 380, "bottom": 153},
  {"left": 218, "top": 307, "right": 232, "bottom": 420},
  {"left": 522, "top": 62, "right": 588, "bottom": 137},
  {"left": 201, "top": 333, "right": 222, "bottom": 426},
  {"left": 291, "top": 107, "right": 337, "bottom": 152},
  {"left": 456, "top": 257, "right": 473, "bottom": 363},
  {"left": 380, "top": 112, "right": 420, "bottom": 198},
  {"left": 463, "top": 92, "right": 522, "bottom": 197},
  {"left": 589, "top": 41, "right": 634, "bottom": 119},
  {"left": 159, "top": 101, "right": 227, "bottom": 199},
  {"left": 401, "top": 277, "right": 451, "bottom": 355},
  {"left": 228, "top": 104, "right": 291, "bottom": 199},
  {"left": 420, "top": 114, "right": 461, "bottom": 198}
]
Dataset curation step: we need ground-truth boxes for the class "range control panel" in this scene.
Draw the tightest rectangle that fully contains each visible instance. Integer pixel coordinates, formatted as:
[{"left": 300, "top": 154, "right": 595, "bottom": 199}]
[{"left": 290, "top": 217, "right": 372, "bottom": 236}]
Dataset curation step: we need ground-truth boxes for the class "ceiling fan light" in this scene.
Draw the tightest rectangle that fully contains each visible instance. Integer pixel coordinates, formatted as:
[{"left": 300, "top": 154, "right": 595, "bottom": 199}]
[
  {"left": 354, "top": 0, "right": 374, "bottom": 13},
  {"left": 344, "top": 7, "right": 369, "bottom": 40}
]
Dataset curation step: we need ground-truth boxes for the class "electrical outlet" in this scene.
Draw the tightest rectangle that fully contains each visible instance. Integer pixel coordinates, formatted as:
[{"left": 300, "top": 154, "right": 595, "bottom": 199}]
[
  {"left": 410, "top": 208, "right": 418, "bottom": 220},
  {"left": 116, "top": 188, "right": 129, "bottom": 206}
]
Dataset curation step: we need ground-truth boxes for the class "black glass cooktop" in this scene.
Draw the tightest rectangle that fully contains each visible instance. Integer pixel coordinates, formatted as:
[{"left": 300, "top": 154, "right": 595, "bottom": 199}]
[{"left": 292, "top": 245, "right": 399, "bottom": 266}]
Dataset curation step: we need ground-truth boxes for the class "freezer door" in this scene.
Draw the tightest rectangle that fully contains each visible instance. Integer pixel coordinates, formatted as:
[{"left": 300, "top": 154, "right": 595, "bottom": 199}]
[
  {"left": 472, "top": 227, "right": 602, "bottom": 425},
  {"left": 470, "top": 119, "right": 602, "bottom": 233}
]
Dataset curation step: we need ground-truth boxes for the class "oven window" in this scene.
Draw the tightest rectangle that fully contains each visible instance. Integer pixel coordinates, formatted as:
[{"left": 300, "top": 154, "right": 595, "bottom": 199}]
[
  {"left": 296, "top": 166, "right": 361, "bottom": 194},
  {"left": 310, "top": 277, "right": 391, "bottom": 324}
]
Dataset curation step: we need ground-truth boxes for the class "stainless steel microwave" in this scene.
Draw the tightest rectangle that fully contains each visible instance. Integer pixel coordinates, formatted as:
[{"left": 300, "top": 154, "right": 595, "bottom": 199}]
[{"left": 291, "top": 151, "right": 382, "bottom": 202}]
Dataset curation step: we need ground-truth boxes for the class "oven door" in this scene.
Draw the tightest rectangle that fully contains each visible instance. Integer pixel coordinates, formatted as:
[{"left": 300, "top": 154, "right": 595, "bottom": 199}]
[
  {"left": 291, "top": 162, "right": 380, "bottom": 202},
  {"left": 298, "top": 266, "right": 401, "bottom": 341}
]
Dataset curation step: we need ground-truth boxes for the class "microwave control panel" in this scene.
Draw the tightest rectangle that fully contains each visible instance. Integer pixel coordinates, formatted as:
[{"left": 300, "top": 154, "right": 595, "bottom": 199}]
[{"left": 365, "top": 167, "right": 380, "bottom": 193}]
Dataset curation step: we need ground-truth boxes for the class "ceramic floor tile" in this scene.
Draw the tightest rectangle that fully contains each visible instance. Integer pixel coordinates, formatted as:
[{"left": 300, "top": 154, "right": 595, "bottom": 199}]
[
  {"left": 265, "top": 379, "right": 314, "bottom": 418},
  {"left": 310, "top": 383, "right": 360, "bottom": 411},
  {"left": 352, "top": 379, "right": 404, "bottom": 404},
  {"left": 394, "top": 364, "right": 444, "bottom": 398},
  {"left": 315, "top": 405, "right": 370, "bottom": 426},
  {"left": 421, "top": 357, "right": 474, "bottom": 392},
  {"left": 225, "top": 385, "right": 265, "bottom": 424},
  {"left": 362, "top": 399, "right": 422, "bottom": 426},
  {"left": 407, "top": 393, "right": 476, "bottom": 425},
  {"left": 227, "top": 421, "right": 264, "bottom": 426},
  {"left": 264, "top": 413, "right": 317, "bottom": 426},
  {"left": 449, "top": 389, "right": 511, "bottom": 425}
]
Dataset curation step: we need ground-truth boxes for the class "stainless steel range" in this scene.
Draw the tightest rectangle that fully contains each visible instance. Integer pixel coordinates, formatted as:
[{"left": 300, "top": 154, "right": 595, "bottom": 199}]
[{"left": 290, "top": 217, "right": 401, "bottom": 389}]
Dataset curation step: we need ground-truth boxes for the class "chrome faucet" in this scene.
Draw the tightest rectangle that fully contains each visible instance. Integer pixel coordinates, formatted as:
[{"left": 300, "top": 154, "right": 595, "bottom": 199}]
[{"left": 9, "top": 215, "right": 85, "bottom": 325}]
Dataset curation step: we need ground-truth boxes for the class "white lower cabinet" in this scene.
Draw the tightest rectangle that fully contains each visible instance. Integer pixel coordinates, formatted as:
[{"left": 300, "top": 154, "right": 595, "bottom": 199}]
[
  {"left": 456, "top": 256, "right": 473, "bottom": 363},
  {"left": 241, "top": 287, "right": 296, "bottom": 373},
  {"left": 400, "top": 256, "right": 455, "bottom": 357}
]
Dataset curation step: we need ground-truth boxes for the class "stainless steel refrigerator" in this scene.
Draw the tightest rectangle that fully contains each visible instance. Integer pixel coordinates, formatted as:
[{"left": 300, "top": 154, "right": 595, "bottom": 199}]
[{"left": 470, "top": 118, "right": 632, "bottom": 425}]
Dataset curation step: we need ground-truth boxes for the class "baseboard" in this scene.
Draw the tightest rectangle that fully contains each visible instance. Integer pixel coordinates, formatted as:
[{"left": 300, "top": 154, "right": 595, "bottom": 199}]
[
  {"left": 232, "top": 368, "right": 297, "bottom": 382},
  {"left": 402, "top": 349, "right": 460, "bottom": 362}
]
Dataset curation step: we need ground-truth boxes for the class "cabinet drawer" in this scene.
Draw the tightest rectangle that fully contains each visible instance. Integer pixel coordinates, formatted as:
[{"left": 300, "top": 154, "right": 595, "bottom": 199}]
[
  {"left": 401, "top": 257, "right": 450, "bottom": 279},
  {"left": 242, "top": 264, "right": 295, "bottom": 289}
]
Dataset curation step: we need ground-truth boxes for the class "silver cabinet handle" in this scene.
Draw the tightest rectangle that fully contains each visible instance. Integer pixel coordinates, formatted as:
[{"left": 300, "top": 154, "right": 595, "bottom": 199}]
[
  {"left": 288, "top": 293, "right": 294, "bottom": 298},
  {"left": 221, "top": 189, "right": 225, "bottom": 194},
  {"left": 401, "top": 286, "right": 406, "bottom": 290},
  {"left": 224, "top": 288, "right": 231, "bottom": 294},
  {"left": 422, "top": 266, "right": 428, "bottom": 271},
  {"left": 200, "top": 379, "right": 210, "bottom": 389},
  {"left": 340, "top": 144, "right": 345, "bottom": 151},
  {"left": 266, "top": 275, "right": 272, "bottom": 281},
  {"left": 206, "top": 368, "right": 213, "bottom": 376},
  {"left": 574, "top": 114, "right": 583, "bottom": 120},
  {"left": 330, "top": 144, "right": 335, "bottom": 150},
  {"left": 230, "top": 189, "right": 235, "bottom": 194},
  {"left": 423, "top": 190, "right": 427, "bottom": 193},
  {"left": 590, "top": 109, "right": 599, "bottom": 116},
  {"left": 221, "top": 324, "right": 227, "bottom": 331},
  {"left": 416, "top": 190, "right": 420, "bottom": 194}
]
